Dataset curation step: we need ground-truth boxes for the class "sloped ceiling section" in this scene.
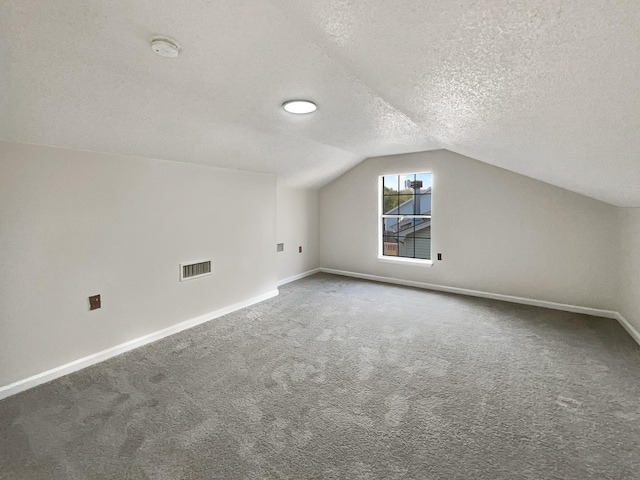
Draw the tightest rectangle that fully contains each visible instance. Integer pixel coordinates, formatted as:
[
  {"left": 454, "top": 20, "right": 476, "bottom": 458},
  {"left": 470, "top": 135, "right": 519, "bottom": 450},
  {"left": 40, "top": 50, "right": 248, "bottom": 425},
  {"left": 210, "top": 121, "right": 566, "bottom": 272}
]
[{"left": 1, "top": 1, "right": 639, "bottom": 205}]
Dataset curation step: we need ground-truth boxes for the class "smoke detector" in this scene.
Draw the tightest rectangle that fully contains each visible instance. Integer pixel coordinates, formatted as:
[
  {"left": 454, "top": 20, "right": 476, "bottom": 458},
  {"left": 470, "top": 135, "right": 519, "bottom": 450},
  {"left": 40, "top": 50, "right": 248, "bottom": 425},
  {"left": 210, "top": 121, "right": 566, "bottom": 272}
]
[{"left": 150, "top": 36, "right": 180, "bottom": 58}]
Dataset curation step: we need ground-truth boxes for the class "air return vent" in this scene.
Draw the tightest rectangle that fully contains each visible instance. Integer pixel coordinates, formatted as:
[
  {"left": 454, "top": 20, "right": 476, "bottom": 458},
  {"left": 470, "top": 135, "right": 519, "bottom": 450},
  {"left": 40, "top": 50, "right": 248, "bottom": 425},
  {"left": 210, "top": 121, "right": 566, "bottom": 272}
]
[{"left": 180, "top": 260, "right": 212, "bottom": 282}]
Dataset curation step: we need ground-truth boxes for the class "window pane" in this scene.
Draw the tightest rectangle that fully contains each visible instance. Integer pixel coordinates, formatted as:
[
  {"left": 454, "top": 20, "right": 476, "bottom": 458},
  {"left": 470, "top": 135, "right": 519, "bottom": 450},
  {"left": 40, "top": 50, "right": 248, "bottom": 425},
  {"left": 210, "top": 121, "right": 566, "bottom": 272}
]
[
  {"left": 383, "top": 175, "right": 400, "bottom": 214},
  {"left": 383, "top": 236, "right": 399, "bottom": 256},
  {"left": 413, "top": 216, "right": 431, "bottom": 228},
  {"left": 383, "top": 175, "right": 399, "bottom": 194},
  {"left": 383, "top": 217, "right": 400, "bottom": 233},
  {"left": 398, "top": 173, "right": 413, "bottom": 190},
  {"left": 383, "top": 195, "right": 400, "bottom": 214},
  {"left": 416, "top": 173, "right": 432, "bottom": 192},
  {"left": 412, "top": 221, "right": 431, "bottom": 260},
  {"left": 398, "top": 225, "right": 415, "bottom": 258},
  {"left": 397, "top": 217, "right": 413, "bottom": 232},
  {"left": 416, "top": 193, "right": 431, "bottom": 214},
  {"left": 414, "top": 237, "right": 431, "bottom": 260}
]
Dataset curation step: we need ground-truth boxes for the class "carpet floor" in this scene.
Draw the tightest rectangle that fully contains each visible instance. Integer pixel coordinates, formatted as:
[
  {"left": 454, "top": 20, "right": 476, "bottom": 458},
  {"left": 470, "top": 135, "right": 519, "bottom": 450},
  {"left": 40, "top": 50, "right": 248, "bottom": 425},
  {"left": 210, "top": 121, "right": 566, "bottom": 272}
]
[{"left": 1, "top": 273, "right": 640, "bottom": 479}]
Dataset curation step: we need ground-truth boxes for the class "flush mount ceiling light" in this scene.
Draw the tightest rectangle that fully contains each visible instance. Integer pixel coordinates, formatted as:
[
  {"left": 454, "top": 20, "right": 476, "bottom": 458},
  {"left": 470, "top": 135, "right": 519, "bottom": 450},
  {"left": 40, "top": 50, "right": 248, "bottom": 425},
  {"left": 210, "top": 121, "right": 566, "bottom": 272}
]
[
  {"left": 282, "top": 100, "right": 317, "bottom": 114},
  {"left": 150, "top": 36, "right": 180, "bottom": 58}
]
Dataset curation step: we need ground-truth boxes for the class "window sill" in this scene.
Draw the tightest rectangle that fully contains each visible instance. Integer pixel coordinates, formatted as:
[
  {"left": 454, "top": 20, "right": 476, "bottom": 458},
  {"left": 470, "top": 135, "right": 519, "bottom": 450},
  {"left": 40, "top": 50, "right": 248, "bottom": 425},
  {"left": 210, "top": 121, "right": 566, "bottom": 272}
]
[{"left": 377, "top": 256, "right": 434, "bottom": 267}]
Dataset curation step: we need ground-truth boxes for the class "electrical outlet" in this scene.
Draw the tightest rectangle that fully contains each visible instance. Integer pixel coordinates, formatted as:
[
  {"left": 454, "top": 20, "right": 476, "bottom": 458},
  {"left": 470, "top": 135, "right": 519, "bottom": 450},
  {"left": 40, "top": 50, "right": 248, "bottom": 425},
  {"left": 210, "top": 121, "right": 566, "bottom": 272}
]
[
  {"left": 437, "top": 253, "right": 442, "bottom": 261},
  {"left": 299, "top": 246, "right": 302, "bottom": 253},
  {"left": 89, "top": 294, "right": 101, "bottom": 310},
  {"left": 276, "top": 243, "right": 284, "bottom": 252}
]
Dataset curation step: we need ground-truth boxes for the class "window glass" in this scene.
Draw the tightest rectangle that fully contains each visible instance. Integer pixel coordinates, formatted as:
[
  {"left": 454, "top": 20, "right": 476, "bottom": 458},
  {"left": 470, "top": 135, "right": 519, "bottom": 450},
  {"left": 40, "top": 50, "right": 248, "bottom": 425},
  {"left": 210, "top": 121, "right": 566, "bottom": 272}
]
[{"left": 381, "top": 172, "right": 432, "bottom": 261}]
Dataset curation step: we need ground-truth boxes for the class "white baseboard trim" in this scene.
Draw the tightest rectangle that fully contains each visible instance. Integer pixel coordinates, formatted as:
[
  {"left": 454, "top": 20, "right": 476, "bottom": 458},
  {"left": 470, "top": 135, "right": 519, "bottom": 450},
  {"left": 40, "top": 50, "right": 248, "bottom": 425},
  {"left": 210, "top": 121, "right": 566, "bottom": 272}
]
[
  {"left": 321, "top": 268, "right": 640, "bottom": 346},
  {"left": 319, "top": 268, "right": 620, "bottom": 320},
  {"left": 277, "top": 268, "right": 321, "bottom": 287},
  {"left": 614, "top": 313, "right": 640, "bottom": 346},
  {"left": 3, "top": 273, "right": 638, "bottom": 402},
  {"left": 0, "top": 289, "right": 279, "bottom": 401}
]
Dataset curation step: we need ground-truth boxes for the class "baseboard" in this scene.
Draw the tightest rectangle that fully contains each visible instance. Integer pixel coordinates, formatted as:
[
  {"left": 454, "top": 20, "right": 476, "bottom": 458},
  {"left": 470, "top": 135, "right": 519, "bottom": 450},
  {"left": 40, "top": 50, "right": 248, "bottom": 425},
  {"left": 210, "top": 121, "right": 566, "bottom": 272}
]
[
  {"left": 3, "top": 274, "right": 637, "bottom": 402},
  {"left": 0, "top": 289, "right": 279, "bottom": 401},
  {"left": 277, "top": 268, "right": 321, "bottom": 287},
  {"left": 614, "top": 313, "right": 640, "bottom": 346},
  {"left": 319, "top": 268, "right": 620, "bottom": 320},
  {"left": 320, "top": 268, "right": 640, "bottom": 346}
]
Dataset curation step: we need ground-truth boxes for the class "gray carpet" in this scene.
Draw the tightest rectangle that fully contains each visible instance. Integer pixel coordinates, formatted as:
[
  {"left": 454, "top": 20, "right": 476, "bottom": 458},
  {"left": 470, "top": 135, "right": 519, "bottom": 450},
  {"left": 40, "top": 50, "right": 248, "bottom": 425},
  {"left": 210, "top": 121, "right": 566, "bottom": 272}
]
[{"left": 1, "top": 273, "right": 640, "bottom": 479}]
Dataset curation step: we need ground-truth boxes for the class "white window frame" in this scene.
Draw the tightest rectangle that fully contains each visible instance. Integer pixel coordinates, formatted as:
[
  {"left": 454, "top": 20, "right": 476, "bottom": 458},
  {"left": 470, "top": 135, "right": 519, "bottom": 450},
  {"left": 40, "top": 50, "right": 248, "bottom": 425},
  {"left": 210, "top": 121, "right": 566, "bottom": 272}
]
[{"left": 377, "top": 173, "right": 433, "bottom": 267}]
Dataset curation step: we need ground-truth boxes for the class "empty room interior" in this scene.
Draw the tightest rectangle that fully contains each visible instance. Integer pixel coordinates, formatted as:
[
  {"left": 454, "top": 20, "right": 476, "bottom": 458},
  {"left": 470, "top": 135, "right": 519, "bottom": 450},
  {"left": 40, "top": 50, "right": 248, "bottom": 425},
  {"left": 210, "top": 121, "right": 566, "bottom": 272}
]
[{"left": 2, "top": 1, "right": 640, "bottom": 478}]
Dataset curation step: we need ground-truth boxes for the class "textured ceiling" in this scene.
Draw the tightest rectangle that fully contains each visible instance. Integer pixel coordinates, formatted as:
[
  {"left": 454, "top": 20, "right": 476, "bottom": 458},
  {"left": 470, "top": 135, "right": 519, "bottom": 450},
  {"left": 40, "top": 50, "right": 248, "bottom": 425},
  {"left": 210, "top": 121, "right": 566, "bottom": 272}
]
[{"left": 2, "top": 1, "right": 639, "bottom": 205}]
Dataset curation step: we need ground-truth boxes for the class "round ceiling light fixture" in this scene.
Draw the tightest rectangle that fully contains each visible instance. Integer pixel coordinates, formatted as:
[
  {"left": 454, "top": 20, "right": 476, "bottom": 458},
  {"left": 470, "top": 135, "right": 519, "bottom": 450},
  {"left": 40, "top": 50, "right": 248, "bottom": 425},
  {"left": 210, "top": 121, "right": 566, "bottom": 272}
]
[
  {"left": 282, "top": 100, "right": 317, "bottom": 114},
  {"left": 150, "top": 36, "right": 180, "bottom": 58}
]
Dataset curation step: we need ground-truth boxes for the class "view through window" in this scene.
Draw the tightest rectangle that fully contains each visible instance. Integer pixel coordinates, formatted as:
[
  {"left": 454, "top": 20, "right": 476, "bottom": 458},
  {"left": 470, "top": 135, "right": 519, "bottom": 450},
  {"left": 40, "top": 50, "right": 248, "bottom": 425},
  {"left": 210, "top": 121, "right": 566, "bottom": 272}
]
[{"left": 381, "top": 173, "right": 432, "bottom": 260}]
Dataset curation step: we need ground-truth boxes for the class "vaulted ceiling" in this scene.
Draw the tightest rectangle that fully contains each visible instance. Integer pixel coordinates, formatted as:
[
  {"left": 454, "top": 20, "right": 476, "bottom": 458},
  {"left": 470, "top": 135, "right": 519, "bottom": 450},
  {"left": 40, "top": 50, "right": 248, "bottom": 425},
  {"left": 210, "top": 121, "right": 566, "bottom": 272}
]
[{"left": 2, "top": 1, "right": 639, "bottom": 206}]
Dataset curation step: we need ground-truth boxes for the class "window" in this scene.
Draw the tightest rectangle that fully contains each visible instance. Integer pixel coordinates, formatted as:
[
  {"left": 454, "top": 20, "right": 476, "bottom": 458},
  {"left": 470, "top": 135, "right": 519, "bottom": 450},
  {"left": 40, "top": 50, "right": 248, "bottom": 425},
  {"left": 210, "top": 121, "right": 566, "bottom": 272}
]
[{"left": 380, "top": 172, "right": 432, "bottom": 262}]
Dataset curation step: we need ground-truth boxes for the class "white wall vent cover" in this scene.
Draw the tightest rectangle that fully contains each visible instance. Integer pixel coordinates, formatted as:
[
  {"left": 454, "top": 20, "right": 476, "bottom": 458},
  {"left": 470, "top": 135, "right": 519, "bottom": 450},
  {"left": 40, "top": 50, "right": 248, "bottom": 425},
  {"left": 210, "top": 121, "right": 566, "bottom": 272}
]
[{"left": 180, "top": 259, "right": 212, "bottom": 281}]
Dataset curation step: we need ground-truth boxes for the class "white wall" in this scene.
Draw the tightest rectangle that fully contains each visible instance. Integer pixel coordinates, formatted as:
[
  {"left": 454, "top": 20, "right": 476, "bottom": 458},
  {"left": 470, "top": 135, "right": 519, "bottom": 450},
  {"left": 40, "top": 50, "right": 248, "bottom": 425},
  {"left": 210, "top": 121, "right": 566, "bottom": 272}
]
[
  {"left": 0, "top": 141, "right": 277, "bottom": 387},
  {"left": 618, "top": 208, "right": 640, "bottom": 333},
  {"left": 276, "top": 186, "right": 319, "bottom": 282},
  {"left": 320, "top": 150, "right": 619, "bottom": 310}
]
